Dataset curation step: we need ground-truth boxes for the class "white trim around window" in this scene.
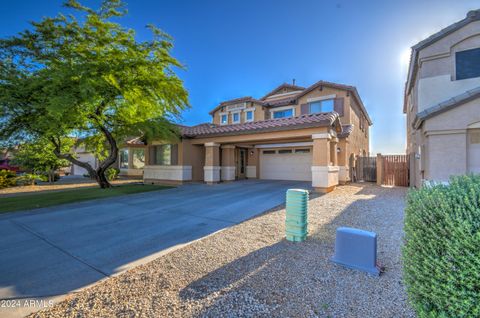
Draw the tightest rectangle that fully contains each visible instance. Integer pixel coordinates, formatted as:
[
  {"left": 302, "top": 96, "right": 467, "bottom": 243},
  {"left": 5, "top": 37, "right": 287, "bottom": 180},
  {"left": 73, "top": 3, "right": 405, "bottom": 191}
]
[
  {"left": 219, "top": 112, "right": 228, "bottom": 125},
  {"left": 270, "top": 106, "right": 295, "bottom": 118},
  {"left": 306, "top": 94, "right": 336, "bottom": 103},
  {"left": 231, "top": 111, "right": 241, "bottom": 124},
  {"left": 244, "top": 108, "right": 255, "bottom": 122}
]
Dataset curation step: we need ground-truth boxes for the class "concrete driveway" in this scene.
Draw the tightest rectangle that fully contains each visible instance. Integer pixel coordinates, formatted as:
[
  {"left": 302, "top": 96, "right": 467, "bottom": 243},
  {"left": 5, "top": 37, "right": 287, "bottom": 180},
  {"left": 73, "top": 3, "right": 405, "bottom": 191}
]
[{"left": 0, "top": 180, "right": 309, "bottom": 317}]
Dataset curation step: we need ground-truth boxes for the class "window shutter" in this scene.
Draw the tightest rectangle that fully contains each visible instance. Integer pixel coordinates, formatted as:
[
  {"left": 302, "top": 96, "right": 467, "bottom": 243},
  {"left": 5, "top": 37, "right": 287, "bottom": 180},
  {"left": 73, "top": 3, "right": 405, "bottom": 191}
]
[
  {"left": 265, "top": 109, "right": 271, "bottom": 120},
  {"left": 300, "top": 103, "right": 310, "bottom": 115},
  {"left": 171, "top": 144, "right": 179, "bottom": 165},
  {"left": 149, "top": 146, "right": 156, "bottom": 165},
  {"left": 334, "top": 98, "right": 344, "bottom": 116}
]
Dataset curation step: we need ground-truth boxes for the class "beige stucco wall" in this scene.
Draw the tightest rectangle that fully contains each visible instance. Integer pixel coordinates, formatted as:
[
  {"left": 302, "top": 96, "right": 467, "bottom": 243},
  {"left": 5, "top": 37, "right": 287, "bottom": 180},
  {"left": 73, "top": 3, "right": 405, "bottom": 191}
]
[
  {"left": 406, "top": 18, "right": 480, "bottom": 187},
  {"left": 411, "top": 98, "right": 480, "bottom": 185},
  {"left": 212, "top": 101, "right": 265, "bottom": 125},
  {"left": 426, "top": 133, "right": 467, "bottom": 182}
]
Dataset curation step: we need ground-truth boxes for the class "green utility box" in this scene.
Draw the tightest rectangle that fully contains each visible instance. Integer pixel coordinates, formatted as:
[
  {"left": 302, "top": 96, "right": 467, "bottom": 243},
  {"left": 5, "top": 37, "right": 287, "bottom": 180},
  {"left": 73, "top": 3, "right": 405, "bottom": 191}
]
[{"left": 285, "top": 189, "right": 309, "bottom": 242}]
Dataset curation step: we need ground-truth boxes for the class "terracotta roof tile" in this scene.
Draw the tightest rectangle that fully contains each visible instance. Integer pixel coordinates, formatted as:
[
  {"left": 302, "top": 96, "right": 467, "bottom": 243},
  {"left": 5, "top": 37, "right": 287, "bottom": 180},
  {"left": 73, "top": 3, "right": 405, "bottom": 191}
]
[
  {"left": 338, "top": 124, "right": 353, "bottom": 138},
  {"left": 181, "top": 112, "right": 340, "bottom": 138},
  {"left": 261, "top": 83, "right": 306, "bottom": 100}
]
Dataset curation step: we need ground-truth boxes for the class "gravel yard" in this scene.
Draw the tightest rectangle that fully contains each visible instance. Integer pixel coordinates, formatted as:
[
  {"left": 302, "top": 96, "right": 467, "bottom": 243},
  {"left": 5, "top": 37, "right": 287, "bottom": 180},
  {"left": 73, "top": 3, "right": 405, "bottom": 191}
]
[{"left": 30, "top": 183, "right": 415, "bottom": 318}]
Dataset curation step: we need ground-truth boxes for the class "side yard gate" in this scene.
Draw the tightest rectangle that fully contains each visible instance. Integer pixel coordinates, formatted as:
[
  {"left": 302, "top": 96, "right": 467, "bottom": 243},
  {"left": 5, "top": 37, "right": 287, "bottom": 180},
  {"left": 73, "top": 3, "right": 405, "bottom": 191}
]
[
  {"left": 381, "top": 155, "right": 409, "bottom": 187},
  {"left": 352, "top": 154, "right": 409, "bottom": 187},
  {"left": 355, "top": 156, "right": 377, "bottom": 182}
]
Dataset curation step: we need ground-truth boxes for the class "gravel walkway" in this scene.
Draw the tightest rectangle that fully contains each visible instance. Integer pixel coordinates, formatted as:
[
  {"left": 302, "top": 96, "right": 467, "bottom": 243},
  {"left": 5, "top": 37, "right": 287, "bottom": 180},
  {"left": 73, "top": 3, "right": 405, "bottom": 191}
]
[{"left": 30, "top": 183, "right": 415, "bottom": 318}]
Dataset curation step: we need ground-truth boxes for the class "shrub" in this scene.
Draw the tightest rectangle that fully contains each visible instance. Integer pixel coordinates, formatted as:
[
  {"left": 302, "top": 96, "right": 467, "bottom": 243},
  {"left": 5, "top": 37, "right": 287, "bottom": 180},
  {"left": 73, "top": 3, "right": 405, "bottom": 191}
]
[
  {"left": 106, "top": 167, "right": 120, "bottom": 181},
  {"left": 0, "top": 170, "right": 17, "bottom": 188},
  {"left": 39, "top": 172, "right": 60, "bottom": 182},
  {"left": 16, "top": 173, "right": 43, "bottom": 186},
  {"left": 403, "top": 175, "right": 480, "bottom": 318}
]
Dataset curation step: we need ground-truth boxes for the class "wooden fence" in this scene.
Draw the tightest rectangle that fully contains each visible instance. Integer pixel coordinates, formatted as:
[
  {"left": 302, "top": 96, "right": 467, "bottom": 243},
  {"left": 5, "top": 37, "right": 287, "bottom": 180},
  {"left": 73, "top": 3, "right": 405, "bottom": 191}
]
[
  {"left": 351, "top": 154, "right": 410, "bottom": 187},
  {"left": 379, "top": 155, "right": 409, "bottom": 187},
  {"left": 355, "top": 156, "right": 377, "bottom": 182}
]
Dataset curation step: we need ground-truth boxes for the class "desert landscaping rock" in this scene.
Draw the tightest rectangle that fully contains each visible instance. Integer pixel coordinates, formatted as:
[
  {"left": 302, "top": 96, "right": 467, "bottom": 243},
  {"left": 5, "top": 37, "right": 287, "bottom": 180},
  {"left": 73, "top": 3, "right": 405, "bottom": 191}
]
[{"left": 30, "top": 183, "right": 415, "bottom": 318}]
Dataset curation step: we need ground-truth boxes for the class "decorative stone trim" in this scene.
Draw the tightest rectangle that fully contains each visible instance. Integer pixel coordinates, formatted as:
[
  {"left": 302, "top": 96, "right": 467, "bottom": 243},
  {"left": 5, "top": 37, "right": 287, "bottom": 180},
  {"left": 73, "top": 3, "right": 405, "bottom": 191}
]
[
  {"left": 119, "top": 168, "right": 143, "bottom": 177},
  {"left": 205, "top": 142, "right": 220, "bottom": 147},
  {"left": 339, "top": 166, "right": 350, "bottom": 183},
  {"left": 221, "top": 145, "right": 236, "bottom": 149},
  {"left": 246, "top": 166, "right": 257, "bottom": 178},
  {"left": 312, "top": 133, "right": 332, "bottom": 140},
  {"left": 311, "top": 165, "right": 339, "bottom": 189},
  {"left": 221, "top": 166, "right": 236, "bottom": 181},
  {"left": 143, "top": 165, "right": 192, "bottom": 181},
  {"left": 204, "top": 166, "right": 221, "bottom": 182}
]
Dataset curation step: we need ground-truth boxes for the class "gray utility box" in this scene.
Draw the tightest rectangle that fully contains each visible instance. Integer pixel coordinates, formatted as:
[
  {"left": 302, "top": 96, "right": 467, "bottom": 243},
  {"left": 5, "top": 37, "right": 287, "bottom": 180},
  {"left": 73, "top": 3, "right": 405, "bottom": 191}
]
[{"left": 331, "top": 227, "right": 380, "bottom": 276}]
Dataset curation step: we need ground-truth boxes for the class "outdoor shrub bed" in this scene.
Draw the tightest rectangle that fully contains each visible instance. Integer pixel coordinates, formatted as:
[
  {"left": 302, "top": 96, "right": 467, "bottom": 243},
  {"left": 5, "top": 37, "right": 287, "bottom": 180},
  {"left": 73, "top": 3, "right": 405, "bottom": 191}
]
[{"left": 403, "top": 175, "right": 480, "bottom": 318}]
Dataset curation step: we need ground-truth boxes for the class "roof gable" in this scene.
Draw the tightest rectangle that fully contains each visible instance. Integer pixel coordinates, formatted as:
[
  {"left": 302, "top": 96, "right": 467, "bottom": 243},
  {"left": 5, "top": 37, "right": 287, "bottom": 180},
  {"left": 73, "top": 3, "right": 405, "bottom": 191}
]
[
  {"left": 405, "top": 10, "right": 480, "bottom": 97},
  {"left": 260, "top": 83, "right": 305, "bottom": 100}
]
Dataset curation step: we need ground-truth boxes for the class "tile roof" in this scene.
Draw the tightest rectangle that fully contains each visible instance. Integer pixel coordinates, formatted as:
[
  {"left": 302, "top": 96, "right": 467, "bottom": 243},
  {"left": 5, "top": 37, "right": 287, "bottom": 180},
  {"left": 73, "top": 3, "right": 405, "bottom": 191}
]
[
  {"left": 260, "top": 83, "right": 306, "bottom": 100},
  {"left": 208, "top": 80, "right": 372, "bottom": 125},
  {"left": 125, "top": 136, "right": 145, "bottom": 145},
  {"left": 294, "top": 81, "right": 372, "bottom": 125},
  {"left": 338, "top": 124, "right": 353, "bottom": 138},
  {"left": 412, "top": 86, "right": 480, "bottom": 129},
  {"left": 208, "top": 96, "right": 263, "bottom": 115},
  {"left": 181, "top": 112, "right": 341, "bottom": 138}
]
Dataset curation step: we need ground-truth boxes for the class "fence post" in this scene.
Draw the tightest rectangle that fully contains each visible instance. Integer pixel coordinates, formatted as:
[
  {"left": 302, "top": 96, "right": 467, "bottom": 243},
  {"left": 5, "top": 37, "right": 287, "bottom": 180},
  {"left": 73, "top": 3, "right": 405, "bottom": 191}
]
[{"left": 376, "top": 153, "right": 383, "bottom": 186}]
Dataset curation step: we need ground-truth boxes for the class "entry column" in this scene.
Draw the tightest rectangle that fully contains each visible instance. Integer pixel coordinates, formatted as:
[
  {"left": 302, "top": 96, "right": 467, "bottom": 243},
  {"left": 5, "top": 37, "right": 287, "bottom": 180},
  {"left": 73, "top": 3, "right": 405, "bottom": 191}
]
[
  {"left": 311, "top": 133, "right": 339, "bottom": 193},
  {"left": 204, "top": 142, "right": 221, "bottom": 184},
  {"left": 221, "top": 145, "right": 236, "bottom": 181}
]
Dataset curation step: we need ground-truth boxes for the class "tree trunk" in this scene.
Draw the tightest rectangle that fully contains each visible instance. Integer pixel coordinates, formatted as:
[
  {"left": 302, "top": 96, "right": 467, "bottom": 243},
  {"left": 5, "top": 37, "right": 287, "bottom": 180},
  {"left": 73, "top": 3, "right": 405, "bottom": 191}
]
[
  {"left": 50, "top": 122, "right": 119, "bottom": 189},
  {"left": 96, "top": 167, "right": 111, "bottom": 188},
  {"left": 94, "top": 125, "right": 119, "bottom": 189}
]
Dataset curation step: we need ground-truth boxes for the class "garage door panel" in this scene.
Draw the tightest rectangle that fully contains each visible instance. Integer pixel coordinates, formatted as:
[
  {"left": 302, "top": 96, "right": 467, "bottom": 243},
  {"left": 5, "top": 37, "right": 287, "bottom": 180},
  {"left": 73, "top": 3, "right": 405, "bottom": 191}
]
[{"left": 260, "top": 149, "right": 312, "bottom": 181}]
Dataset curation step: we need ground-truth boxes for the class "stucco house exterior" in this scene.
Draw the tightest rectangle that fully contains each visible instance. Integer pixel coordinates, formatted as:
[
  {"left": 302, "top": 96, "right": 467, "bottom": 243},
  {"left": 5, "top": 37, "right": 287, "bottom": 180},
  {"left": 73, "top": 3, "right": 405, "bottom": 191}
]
[
  {"left": 142, "top": 80, "right": 371, "bottom": 192},
  {"left": 71, "top": 138, "right": 146, "bottom": 177},
  {"left": 404, "top": 9, "right": 480, "bottom": 187}
]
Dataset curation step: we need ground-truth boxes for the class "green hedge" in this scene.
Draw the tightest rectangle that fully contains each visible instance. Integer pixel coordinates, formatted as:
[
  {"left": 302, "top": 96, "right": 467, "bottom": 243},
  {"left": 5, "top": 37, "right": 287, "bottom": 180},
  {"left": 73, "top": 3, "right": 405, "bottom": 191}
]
[
  {"left": 403, "top": 175, "right": 480, "bottom": 318},
  {"left": 0, "top": 170, "right": 16, "bottom": 188}
]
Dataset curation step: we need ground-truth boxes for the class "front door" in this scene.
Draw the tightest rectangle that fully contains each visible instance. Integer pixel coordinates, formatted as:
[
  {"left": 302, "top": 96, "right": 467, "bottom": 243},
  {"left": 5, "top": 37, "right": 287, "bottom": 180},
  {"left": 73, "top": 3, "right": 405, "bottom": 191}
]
[{"left": 236, "top": 148, "right": 247, "bottom": 179}]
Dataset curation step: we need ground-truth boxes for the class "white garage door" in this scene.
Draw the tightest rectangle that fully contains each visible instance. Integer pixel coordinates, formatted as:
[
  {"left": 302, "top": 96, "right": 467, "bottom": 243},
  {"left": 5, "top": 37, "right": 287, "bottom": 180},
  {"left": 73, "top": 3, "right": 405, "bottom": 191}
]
[{"left": 260, "top": 148, "right": 312, "bottom": 181}]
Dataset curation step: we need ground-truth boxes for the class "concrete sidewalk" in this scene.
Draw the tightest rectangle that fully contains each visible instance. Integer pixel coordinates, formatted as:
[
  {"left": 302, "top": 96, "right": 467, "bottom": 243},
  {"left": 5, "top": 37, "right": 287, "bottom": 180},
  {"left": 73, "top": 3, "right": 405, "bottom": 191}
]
[{"left": 0, "top": 180, "right": 309, "bottom": 317}]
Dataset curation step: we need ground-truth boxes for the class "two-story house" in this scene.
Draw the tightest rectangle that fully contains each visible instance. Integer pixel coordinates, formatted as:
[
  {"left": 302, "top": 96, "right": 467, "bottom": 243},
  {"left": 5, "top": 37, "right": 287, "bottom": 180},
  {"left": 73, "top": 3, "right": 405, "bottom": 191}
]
[
  {"left": 143, "top": 80, "right": 372, "bottom": 192},
  {"left": 405, "top": 9, "right": 480, "bottom": 187}
]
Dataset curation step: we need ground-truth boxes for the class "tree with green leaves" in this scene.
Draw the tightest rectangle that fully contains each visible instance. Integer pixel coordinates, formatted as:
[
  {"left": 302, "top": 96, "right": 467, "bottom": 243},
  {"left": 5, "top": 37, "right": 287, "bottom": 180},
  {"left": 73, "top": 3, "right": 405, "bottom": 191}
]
[
  {"left": 0, "top": 0, "right": 188, "bottom": 188},
  {"left": 12, "top": 138, "right": 72, "bottom": 183}
]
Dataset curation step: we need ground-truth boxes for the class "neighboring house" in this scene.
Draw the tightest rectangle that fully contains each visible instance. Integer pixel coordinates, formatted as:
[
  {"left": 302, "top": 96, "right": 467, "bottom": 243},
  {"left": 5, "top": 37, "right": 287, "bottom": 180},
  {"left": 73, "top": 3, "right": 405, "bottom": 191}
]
[
  {"left": 71, "top": 138, "right": 145, "bottom": 177},
  {"left": 0, "top": 149, "right": 20, "bottom": 172},
  {"left": 404, "top": 9, "right": 480, "bottom": 187},
  {"left": 144, "top": 80, "right": 372, "bottom": 192}
]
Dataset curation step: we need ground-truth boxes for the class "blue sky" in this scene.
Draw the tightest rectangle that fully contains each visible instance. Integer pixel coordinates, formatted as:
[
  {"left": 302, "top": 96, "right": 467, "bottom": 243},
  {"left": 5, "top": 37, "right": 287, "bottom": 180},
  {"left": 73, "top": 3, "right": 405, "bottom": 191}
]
[{"left": 0, "top": 0, "right": 477, "bottom": 153}]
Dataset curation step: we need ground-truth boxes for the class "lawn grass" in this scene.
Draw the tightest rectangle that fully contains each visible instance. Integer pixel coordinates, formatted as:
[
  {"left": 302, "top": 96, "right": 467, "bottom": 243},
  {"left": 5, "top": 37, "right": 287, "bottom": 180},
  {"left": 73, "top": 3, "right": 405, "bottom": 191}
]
[{"left": 0, "top": 184, "right": 172, "bottom": 214}]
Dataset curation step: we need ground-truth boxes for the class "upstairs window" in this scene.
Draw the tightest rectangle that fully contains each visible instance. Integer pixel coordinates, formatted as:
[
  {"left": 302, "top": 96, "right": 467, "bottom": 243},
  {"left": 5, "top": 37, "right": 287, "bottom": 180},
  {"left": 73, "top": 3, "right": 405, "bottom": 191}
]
[
  {"left": 232, "top": 112, "right": 240, "bottom": 124},
  {"left": 220, "top": 114, "right": 228, "bottom": 125},
  {"left": 245, "top": 110, "right": 254, "bottom": 122},
  {"left": 309, "top": 99, "right": 334, "bottom": 113},
  {"left": 273, "top": 108, "right": 293, "bottom": 119},
  {"left": 456, "top": 47, "right": 480, "bottom": 80}
]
